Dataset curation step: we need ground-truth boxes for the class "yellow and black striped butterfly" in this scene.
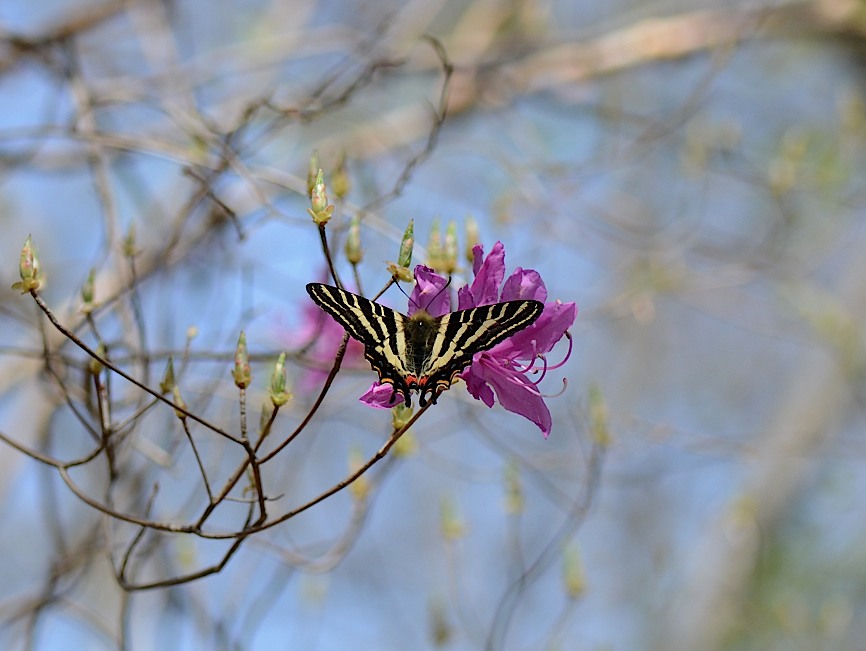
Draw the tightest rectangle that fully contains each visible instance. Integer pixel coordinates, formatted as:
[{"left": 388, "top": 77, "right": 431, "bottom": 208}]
[{"left": 306, "top": 283, "right": 543, "bottom": 407}]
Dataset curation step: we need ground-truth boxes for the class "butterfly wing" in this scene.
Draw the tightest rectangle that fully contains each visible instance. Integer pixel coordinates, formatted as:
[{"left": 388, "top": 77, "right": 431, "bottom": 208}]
[
  {"left": 418, "top": 300, "right": 544, "bottom": 405},
  {"left": 307, "top": 284, "right": 545, "bottom": 408},
  {"left": 408, "top": 301, "right": 544, "bottom": 405},
  {"left": 305, "top": 283, "right": 414, "bottom": 405}
]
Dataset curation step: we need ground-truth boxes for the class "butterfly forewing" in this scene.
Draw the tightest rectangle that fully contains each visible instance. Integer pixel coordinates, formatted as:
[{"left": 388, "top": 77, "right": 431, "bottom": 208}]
[
  {"left": 306, "top": 283, "right": 413, "bottom": 400},
  {"left": 305, "top": 283, "right": 397, "bottom": 351},
  {"left": 306, "top": 283, "right": 543, "bottom": 407}
]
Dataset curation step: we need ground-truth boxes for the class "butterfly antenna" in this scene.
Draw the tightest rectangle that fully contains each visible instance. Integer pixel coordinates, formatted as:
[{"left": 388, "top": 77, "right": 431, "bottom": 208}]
[
  {"left": 400, "top": 274, "right": 453, "bottom": 311},
  {"left": 396, "top": 281, "right": 418, "bottom": 311},
  {"left": 425, "top": 276, "right": 452, "bottom": 310}
]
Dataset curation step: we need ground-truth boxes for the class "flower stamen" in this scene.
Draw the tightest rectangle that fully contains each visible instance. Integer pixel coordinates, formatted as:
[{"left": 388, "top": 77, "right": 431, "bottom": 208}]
[
  {"left": 528, "top": 354, "right": 549, "bottom": 385},
  {"left": 541, "top": 330, "right": 573, "bottom": 372},
  {"left": 500, "top": 372, "right": 545, "bottom": 397},
  {"left": 510, "top": 354, "right": 538, "bottom": 374},
  {"left": 540, "top": 377, "right": 568, "bottom": 399}
]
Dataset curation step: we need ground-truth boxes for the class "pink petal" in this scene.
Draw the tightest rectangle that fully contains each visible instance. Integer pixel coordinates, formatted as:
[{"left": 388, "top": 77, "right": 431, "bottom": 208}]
[
  {"left": 457, "top": 284, "right": 477, "bottom": 310},
  {"left": 497, "top": 301, "right": 576, "bottom": 358},
  {"left": 410, "top": 265, "right": 450, "bottom": 316},
  {"left": 466, "top": 241, "right": 506, "bottom": 306},
  {"left": 462, "top": 367, "right": 495, "bottom": 407},
  {"left": 501, "top": 268, "right": 547, "bottom": 302},
  {"left": 471, "top": 243, "right": 485, "bottom": 277},
  {"left": 468, "top": 355, "right": 552, "bottom": 437},
  {"left": 359, "top": 382, "right": 399, "bottom": 409}
]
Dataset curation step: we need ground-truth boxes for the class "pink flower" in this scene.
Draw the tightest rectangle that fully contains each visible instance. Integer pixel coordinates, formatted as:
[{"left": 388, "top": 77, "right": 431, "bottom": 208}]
[
  {"left": 293, "top": 300, "right": 365, "bottom": 393},
  {"left": 408, "top": 265, "right": 451, "bottom": 317},
  {"left": 363, "top": 242, "right": 576, "bottom": 437},
  {"left": 457, "top": 242, "right": 575, "bottom": 437}
]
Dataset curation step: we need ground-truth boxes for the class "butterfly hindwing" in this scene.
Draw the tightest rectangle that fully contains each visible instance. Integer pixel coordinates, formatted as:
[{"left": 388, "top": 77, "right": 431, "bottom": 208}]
[{"left": 306, "top": 283, "right": 544, "bottom": 407}]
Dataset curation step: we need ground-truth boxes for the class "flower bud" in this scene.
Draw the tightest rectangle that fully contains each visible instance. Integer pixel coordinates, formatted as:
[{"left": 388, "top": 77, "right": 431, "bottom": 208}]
[
  {"left": 428, "top": 601, "right": 452, "bottom": 647},
  {"left": 123, "top": 224, "right": 139, "bottom": 258},
  {"left": 172, "top": 385, "right": 187, "bottom": 419},
  {"left": 443, "top": 220, "right": 458, "bottom": 274},
  {"left": 232, "top": 330, "right": 251, "bottom": 389},
  {"left": 307, "top": 150, "right": 319, "bottom": 196},
  {"left": 307, "top": 169, "right": 335, "bottom": 225},
  {"left": 80, "top": 268, "right": 96, "bottom": 313},
  {"left": 332, "top": 153, "right": 351, "bottom": 200},
  {"left": 392, "top": 431, "right": 417, "bottom": 457},
  {"left": 259, "top": 400, "right": 273, "bottom": 436},
  {"left": 426, "top": 218, "right": 443, "bottom": 270},
  {"left": 562, "top": 544, "right": 586, "bottom": 599},
  {"left": 589, "top": 384, "right": 611, "bottom": 447},
  {"left": 269, "top": 352, "right": 291, "bottom": 406},
  {"left": 348, "top": 446, "right": 369, "bottom": 502},
  {"left": 464, "top": 217, "right": 480, "bottom": 265},
  {"left": 391, "top": 402, "right": 413, "bottom": 430},
  {"left": 345, "top": 214, "right": 363, "bottom": 265},
  {"left": 439, "top": 496, "right": 465, "bottom": 542},
  {"left": 503, "top": 459, "right": 523, "bottom": 514},
  {"left": 11, "top": 234, "right": 43, "bottom": 293},
  {"left": 386, "top": 219, "right": 415, "bottom": 282},
  {"left": 397, "top": 219, "right": 414, "bottom": 268},
  {"left": 159, "top": 356, "right": 176, "bottom": 394},
  {"left": 89, "top": 342, "right": 106, "bottom": 376}
]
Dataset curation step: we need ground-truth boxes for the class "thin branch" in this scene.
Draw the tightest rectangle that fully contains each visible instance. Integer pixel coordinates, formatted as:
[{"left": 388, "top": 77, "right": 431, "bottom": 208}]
[
  {"left": 30, "top": 291, "right": 240, "bottom": 444},
  {"left": 361, "top": 35, "right": 453, "bottom": 214},
  {"left": 485, "top": 438, "right": 606, "bottom": 651}
]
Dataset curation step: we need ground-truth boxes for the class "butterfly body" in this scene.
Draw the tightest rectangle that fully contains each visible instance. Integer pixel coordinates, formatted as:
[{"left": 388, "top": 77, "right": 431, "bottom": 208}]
[
  {"left": 402, "top": 309, "right": 439, "bottom": 374},
  {"left": 306, "top": 283, "right": 543, "bottom": 407}
]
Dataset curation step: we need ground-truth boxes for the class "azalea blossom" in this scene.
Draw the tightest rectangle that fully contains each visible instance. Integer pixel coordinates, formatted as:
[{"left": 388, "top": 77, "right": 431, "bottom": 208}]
[
  {"left": 292, "top": 298, "right": 365, "bottom": 392},
  {"left": 362, "top": 241, "right": 576, "bottom": 437}
]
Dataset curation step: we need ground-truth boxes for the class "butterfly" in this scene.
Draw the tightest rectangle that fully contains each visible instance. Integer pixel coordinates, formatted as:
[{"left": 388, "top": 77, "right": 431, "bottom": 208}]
[{"left": 306, "top": 283, "right": 543, "bottom": 407}]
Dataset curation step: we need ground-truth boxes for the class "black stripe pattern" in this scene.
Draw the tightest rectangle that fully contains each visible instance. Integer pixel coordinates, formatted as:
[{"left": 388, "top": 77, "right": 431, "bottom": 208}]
[{"left": 306, "top": 283, "right": 543, "bottom": 408}]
